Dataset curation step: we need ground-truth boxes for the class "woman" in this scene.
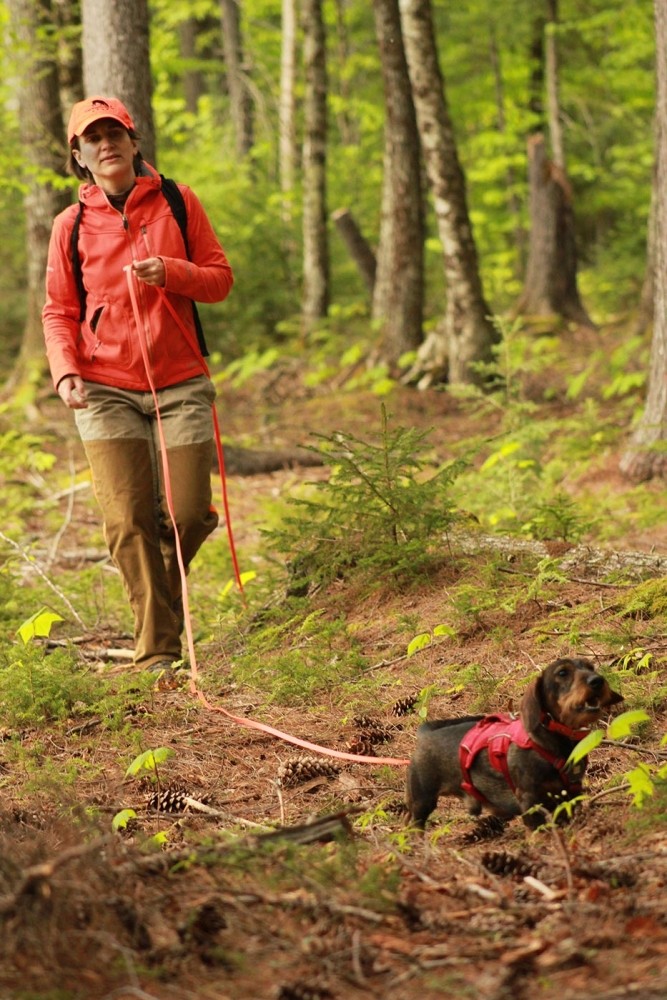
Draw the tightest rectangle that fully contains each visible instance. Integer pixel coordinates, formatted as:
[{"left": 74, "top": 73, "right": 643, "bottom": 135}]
[{"left": 43, "top": 96, "right": 234, "bottom": 671}]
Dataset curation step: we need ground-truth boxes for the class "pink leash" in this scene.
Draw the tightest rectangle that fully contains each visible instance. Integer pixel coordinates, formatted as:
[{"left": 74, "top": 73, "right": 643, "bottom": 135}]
[{"left": 124, "top": 266, "right": 410, "bottom": 767}]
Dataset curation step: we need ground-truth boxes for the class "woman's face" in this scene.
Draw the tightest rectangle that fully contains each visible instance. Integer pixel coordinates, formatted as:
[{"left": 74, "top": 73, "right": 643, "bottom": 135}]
[{"left": 73, "top": 118, "right": 138, "bottom": 192}]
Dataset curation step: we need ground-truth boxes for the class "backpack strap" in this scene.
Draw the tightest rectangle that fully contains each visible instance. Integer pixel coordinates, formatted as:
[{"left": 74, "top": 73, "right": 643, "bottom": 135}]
[
  {"left": 159, "top": 175, "right": 208, "bottom": 357},
  {"left": 69, "top": 177, "right": 209, "bottom": 357},
  {"left": 70, "top": 202, "right": 86, "bottom": 323}
]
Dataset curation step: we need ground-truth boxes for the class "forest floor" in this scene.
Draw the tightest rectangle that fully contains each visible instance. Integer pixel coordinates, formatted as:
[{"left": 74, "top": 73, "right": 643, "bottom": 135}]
[{"left": 1, "top": 349, "right": 666, "bottom": 1000}]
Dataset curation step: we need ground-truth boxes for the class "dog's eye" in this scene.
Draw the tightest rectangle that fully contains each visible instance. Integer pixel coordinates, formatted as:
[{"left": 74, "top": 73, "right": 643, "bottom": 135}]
[{"left": 556, "top": 668, "right": 570, "bottom": 678}]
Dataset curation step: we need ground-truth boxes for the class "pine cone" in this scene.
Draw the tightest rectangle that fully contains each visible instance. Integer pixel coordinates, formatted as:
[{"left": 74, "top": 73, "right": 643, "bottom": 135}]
[
  {"left": 481, "top": 850, "right": 535, "bottom": 879},
  {"left": 277, "top": 756, "right": 341, "bottom": 788},
  {"left": 359, "top": 726, "right": 391, "bottom": 745},
  {"left": 146, "top": 786, "right": 189, "bottom": 813},
  {"left": 276, "top": 982, "right": 333, "bottom": 1000},
  {"left": 392, "top": 693, "right": 419, "bottom": 717},
  {"left": 345, "top": 736, "right": 377, "bottom": 756},
  {"left": 353, "top": 714, "right": 383, "bottom": 731},
  {"left": 460, "top": 815, "right": 506, "bottom": 844}
]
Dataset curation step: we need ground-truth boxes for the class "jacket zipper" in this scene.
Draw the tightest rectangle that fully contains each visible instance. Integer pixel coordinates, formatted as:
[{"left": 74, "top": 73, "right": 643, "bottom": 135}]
[{"left": 123, "top": 214, "right": 155, "bottom": 365}]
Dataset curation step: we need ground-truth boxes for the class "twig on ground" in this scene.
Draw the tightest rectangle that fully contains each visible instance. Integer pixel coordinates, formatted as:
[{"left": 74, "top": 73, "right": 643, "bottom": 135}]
[
  {"left": 0, "top": 530, "right": 86, "bottom": 628},
  {"left": 548, "top": 823, "right": 575, "bottom": 898},
  {"left": 46, "top": 445, "right": 77, "bottom": 569},
  {"left": 601, "top": 738, "right": 667, "bottom": 761}
]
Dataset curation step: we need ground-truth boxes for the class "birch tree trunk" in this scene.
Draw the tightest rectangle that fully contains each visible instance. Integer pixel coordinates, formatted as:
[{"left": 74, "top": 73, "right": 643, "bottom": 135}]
[
  {"left": 220, "top": 0, "right": 254, "bottom": 158},
  {"left": 279, "top": 0, "right": 297, "bottom": 216},
  {"left": 398, "top": 0, "right": 497, "bottom": 387},
  {"left": 372, "top": 0, "right": 424, "bottom": 365},
  {"left": 81, "top": 0, "right": 156, "bottom": 165},
  {"left": 4, "top": 0, "right": 71, "bottom": 399},
  {"left": 619, "top": 0, "right": 667, "bottom": 481},
  {"left": 302, "top": 0, "right": 330, "bottom": 329}
]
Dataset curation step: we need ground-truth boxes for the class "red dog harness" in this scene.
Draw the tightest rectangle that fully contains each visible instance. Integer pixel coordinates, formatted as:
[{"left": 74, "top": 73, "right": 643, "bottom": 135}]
[{"left": 459, "top": 714, "right": 583, "bottom": 806}]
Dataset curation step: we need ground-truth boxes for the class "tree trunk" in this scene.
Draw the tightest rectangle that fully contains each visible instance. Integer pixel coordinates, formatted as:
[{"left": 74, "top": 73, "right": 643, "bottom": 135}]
[
  {"left": 398, "top": 0, "right": 497, "bottom": 387},
  {"left": 636, "top": 158, "right": 656, "bottom": 337},
  {"left": 4, "top": 0, "right": 71, "bottom": 400},
  {"left": 301, "top": 0, "right": 330, "bottom": 329},
  {"left": 279, "top": 0, "right": 298, "bottom": 218},
  {"left": 515, "top": 134, "right": 595, "bottom": 328},
  {"left": 488, "top": 21, "right": 525, "bottom": 272},
  {"left": 81, "top": 0, "right": 156, "bottom": 166},
  {"left": 619, "top": 0, "right": 667, "bottom": 482},
  {"left": 179, "top": 17, "right": 205, "bottom": 115},
  {"left": 372, "top": 0, "right": 424, "bottom": 367},
  {"left": 331, "top": 209, "right": 376, "bottom": 295},
  {"left": 515, "top": 1, "right": 595, "bottom": 330},
  {"left": 545, "top": 0, "right": 564, "bottom": 170},
  {"left": 331, "top": 0, "right": 357, "bottom": 146},
  {"left": 220, "top": 0, "right": 254, "bottom": 158},
  {"left": 53, "top": 0, "right": 83, "bottom": 110}
]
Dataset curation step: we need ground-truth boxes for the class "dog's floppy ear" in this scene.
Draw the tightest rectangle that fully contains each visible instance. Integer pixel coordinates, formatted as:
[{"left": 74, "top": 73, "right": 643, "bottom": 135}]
[{"left": 520, "top": 676, "right": 544, "bottom": 732}]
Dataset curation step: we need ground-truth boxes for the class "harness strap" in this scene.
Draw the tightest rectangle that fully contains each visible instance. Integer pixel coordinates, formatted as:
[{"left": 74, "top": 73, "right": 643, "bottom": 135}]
[{"left": 459, "top": 714, "right": 582, "bottom": 807}]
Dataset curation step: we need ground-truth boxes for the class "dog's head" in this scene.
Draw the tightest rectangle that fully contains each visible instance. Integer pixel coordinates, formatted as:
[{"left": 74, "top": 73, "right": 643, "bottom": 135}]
[{"left": 521, "top": 657, "right": 624, "bottom": 738}]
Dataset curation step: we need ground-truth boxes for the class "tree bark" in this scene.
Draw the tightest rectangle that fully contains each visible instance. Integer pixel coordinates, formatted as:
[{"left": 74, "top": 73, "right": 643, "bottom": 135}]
[
  {"left": 331, "top": 209, "right": 376, "bottom": 295},
  {"left": 398, "top": 0, "right": 497, "bottom": 386},
  {"left": 636, "top": 157, "right": 656, "bottom": 337},
  {"left": 4, "top": 0, "right": 71, "bottom": 399},
  {"left": 619, "top": 0, "right": 667, "bottom": 481},
  {"left": 515, "top": 1, "right": 595, "bottom": 330},
  {"left": 301, "top": 0, "right": 330, "bottom": 329},
  {"left": 279, "top": 0, "right": 298, "bottom": 218},
  {"left": 53, "top": 0, "right": 83, "bottom": 110},
  {"left": 372, "top": 0, "right": 424, "bottom": 366},
  {"left": 220, "top": 0, "right": 254, "bottom": 158},
  {"left": 179, "top": 17, "right": 205, "bottom": 115},
  {"left": 515, "top": 134, "right": 595, "bottom": 328},
  {"left": 81, "top": 0, "right": 156, "bottom": 166}
]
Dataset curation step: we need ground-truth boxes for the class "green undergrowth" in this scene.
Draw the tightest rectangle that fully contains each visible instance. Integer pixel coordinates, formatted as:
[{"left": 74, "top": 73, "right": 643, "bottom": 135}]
[
  {"left": 221, "top": 601, "right": 368, "bottom": 704},
  {"left": 0, "top": 641, "right": 154, "bottom": 729}
]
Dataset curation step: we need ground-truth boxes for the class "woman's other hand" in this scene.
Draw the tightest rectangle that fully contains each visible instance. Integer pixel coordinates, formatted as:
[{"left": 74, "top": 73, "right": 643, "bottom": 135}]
[{"left": 57, "top": 375, "right": 88, "bottom": 409}]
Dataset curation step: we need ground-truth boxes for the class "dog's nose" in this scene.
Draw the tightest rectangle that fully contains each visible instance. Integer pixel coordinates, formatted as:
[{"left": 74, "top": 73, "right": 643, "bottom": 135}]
[{"left": 587, "top": 674, "right": 604, "bottom": 691}]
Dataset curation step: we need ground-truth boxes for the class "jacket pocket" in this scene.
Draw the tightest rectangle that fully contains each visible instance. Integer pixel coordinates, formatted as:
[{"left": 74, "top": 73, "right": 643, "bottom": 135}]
[{"left": 81, "top": 300, "right": 135, "bottom": 370}]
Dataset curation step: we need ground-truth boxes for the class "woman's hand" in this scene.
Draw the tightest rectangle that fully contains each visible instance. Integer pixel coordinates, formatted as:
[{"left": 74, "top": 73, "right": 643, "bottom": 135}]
[
  {"left": 57, "top": 375, "right": 88, "bottom": 409},
  {"left": 132, "top": 257, "right": 166, "bottom": 287}
]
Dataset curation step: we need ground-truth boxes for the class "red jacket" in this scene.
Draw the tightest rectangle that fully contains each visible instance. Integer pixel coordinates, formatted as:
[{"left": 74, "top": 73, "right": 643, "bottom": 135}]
[{"left": 43, "top": 163, "right": 233, "bottom": 392}]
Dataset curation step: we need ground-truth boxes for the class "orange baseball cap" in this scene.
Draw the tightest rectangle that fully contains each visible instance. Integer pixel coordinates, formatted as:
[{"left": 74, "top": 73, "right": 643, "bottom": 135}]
[{"left": 67, "top": 96, "right": 136, "bottom": 144}]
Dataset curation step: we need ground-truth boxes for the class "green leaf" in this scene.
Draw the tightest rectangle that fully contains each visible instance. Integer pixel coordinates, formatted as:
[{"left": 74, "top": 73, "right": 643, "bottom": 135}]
[
  {"left": 626, "top": 764, "right": 655, "bottom": 808},
  {"left": 112, "top": 808, "right": 137, "bottom": 831},
  {"left": 567, "top": 729, "right": 604, "bottom": 767},
  {"left": 433, "top": 624, "right": 456, "bottom": 638},
  {"left": 144, "top": 830, "right": 169, "bottom": 850},
  {"left": 607, "top": 709, "right": 650, "bottom": 740},
  {"left": 17, "top": 608, "right": 64, "bottom": 644},
  {"left": 220, "top": 570, "right": 257, "bottom": 599},
  {"left": 407, "top": 633, "right": 431, "bottom": 657},
  {"left": 125, "top": 747, "right": 174, "bottom": 778}
]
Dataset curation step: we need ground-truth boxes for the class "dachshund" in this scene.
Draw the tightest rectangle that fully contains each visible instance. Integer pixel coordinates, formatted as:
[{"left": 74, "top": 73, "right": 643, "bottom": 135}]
[{"left": 406, "top": 657, "right": 624, "bottom": 830}]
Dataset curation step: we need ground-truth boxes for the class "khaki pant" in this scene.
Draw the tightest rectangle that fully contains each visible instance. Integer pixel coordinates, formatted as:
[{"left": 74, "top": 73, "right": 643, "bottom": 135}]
[{"left": 75, "top": 376, "right": 218, "bottom": 667}]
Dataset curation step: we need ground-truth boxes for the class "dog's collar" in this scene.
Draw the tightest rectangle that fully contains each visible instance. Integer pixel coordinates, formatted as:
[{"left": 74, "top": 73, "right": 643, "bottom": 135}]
[{"left": 541, "top": 712, "right": 592, "bottom": 741}]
